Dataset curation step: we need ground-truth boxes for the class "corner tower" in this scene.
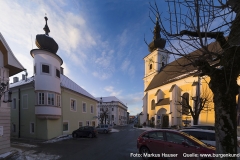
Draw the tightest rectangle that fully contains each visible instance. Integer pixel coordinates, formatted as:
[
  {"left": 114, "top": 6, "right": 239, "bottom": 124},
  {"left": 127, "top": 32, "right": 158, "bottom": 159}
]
[
  {"left": 30, "top": 16, "right": 63, "bottom": 120},
  {"left": 143, "top": 17, "right": 169, "bottom": 90}
]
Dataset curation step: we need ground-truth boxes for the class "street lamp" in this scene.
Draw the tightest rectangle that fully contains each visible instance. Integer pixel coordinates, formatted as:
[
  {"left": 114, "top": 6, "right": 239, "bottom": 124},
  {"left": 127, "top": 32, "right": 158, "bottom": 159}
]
[{"left": 0, "top": 81, "right": 12, "bottom": 104}]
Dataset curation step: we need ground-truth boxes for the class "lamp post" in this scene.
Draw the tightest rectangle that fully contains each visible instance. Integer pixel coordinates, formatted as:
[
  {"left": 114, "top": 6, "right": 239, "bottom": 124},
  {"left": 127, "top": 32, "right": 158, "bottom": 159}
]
[
  {"left": 99, "top": 97, "right": 103, "bottom": 124},
  {"left": 0, "top": 81, "right": 12, "bottom": 105}
]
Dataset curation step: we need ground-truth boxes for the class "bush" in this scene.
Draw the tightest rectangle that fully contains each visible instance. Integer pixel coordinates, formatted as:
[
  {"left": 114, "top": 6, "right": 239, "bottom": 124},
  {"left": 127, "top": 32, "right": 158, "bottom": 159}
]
[{"left": 149, "top": 123, "right": 155, "bottom": 128}]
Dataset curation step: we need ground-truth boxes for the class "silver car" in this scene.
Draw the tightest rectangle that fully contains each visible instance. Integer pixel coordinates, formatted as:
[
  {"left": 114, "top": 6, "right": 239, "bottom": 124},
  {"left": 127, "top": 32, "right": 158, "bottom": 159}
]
[
  {"left": 180, "top": 129, "right": 215, "bottom": 146},
  {"left": 96, "top": 124, "right": 112, "bottom": 134}
]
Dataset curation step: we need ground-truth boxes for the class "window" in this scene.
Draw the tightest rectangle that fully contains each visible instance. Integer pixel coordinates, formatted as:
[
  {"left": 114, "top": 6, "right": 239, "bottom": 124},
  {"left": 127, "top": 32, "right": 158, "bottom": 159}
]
[
  {"left": 63, "top": 122, "right": 68, "bottom": 131},
  {"left": 12, "top": 98, "right": 16, "bottom": 109},
  {"left": 12, "top": 124, "right": 16, "bottom": 133},
  {"left": 149, "top": 64, "right": 152, "bottom": 70},
  {"left": 112, "top": 115, "right": 114, "bottom": 120},
  {"left": 48, "top": 93, "right": 54, "bottom": 105},
  {"left": 22, "top": 95, "right": 28, "bottom": 109},
  {"left": 82, "top": 103, "right": 86, "bottom": 113},
  {"left": 56, "top": 69, "right": 60, "bottom": 78},
  {"left": 151, "top": 99, "right": 155, "bottom": 110},
  {"left": 86, "top": 121, "right": 90, "bottom": 126},
  {"left": 56, "top": 95, "right": 61, "bottom": 107},
  {"left": 34, "top": 65, "right": 36, "bottom": 74},
  {"left": 38, "top": 92, "right": 44, "bottom": 105},
  {"left": 30, "top": 122, "right": 35, "bottom": 133},
  {"left": 70, "top": 99, "right": 76, "bottom": 111},
  {"left": 182, "top": 92, "right": 190, "bottom": 115},
  {"left": 112, "top": 108, "right": 114, "bottom": 111},
  {"left": 79, "top": 122, "right": 83, "bottom": 128},
  {"left": 42, "top": 64, "right": 50, "bottom": 73},
  {"left": 90, "top": 105, "right": 94, "bottom": 113}
]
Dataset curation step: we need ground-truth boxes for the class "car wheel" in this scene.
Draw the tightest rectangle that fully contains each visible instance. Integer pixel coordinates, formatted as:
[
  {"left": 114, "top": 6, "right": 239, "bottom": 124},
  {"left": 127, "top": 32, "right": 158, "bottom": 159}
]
[
  {"left": 72, "top": 133, "right": 78, "bottom": 138},
  {"left": 104, "top": 130, "right": 108, "bottom": 134},
  {"left": 140, "top": 146, "right": 150, "bottom": 160},
  {"left": 89, "top": 133, "right": 93, "bottom": 138}
]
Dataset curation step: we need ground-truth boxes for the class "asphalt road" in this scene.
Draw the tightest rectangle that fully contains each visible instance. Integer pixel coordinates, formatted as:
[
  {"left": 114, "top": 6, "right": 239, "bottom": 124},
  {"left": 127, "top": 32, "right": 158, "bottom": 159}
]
[{"left": 10, "top": 124, "right": 145, "bottom": 160}]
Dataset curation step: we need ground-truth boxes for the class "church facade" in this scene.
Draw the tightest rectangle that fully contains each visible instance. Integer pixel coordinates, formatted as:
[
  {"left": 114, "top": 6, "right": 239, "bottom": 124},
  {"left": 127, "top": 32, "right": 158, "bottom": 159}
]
[{"left": 141, "top": 18, "right": 216, "bottom": 128}]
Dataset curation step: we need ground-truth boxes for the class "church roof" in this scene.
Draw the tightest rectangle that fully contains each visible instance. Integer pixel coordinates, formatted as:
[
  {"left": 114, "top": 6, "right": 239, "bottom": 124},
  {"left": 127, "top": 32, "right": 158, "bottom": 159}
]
[
  {"left": 145, "top": 41, "right": 221, "bottom": 91},
  {"left": 10, "top": 74, "right": 97, "bottom": 102}
]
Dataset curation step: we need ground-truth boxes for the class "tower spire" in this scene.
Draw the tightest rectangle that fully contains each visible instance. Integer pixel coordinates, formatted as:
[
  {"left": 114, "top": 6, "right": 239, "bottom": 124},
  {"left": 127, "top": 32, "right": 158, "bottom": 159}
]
[
  {"left": 148, "top": 15, "right": 166, "bottom": 52},
  {"left": 153, "top": 16, "right": 161, "bottom": 40},
  {"left": 43, "top": 14, "right": 50, "bottom": 36}
]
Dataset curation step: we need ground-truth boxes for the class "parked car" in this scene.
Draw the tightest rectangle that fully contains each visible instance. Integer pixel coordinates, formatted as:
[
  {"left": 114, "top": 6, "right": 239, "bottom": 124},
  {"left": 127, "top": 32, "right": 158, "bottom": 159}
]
[
  {"left": 192, "top": 125, "right": 215, "bottom": 130},
  {"left": 72, "top": 126, "right": 98, "bottom": 138},
  {"left": 180, "top": 129, "right": 216, "bottom": 146},
  {"left": 96, "top": 124, "right": 112, "bottom": 134},
  {"left": 137, "top": 129, "right": 215, "bottom": 160}
]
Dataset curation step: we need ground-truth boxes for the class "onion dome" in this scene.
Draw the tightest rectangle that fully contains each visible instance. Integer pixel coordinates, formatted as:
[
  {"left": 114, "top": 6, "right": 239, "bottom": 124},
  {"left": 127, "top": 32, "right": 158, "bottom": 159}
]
[
  {"left": 35, "top": 16, "right": 59, "bottom": 54},
  {"left": 148, "top": 17, "right": 166, "bottom": 52}
]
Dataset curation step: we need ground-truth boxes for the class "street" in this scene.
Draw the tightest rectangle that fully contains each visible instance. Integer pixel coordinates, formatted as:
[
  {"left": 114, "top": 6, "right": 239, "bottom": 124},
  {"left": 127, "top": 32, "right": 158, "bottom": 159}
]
[{"left": 9, "top": 124, "right": 145, "bottom": 160}]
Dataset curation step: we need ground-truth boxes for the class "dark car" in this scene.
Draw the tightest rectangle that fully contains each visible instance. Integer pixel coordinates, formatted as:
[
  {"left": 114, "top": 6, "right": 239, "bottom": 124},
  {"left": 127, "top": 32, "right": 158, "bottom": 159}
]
[
  {"left": 192, "top": 125, "right": 215, "bottom": 130},
  {"left": 137, "top": 129, "right": 215, "bottom": 160},
  {"left": 72, "top": 126, "right": 98, "bottom": 138}
]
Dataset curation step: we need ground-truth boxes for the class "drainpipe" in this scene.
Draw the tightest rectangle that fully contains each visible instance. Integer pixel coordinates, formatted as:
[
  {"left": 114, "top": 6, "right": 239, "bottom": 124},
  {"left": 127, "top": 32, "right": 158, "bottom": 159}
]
[{"left": 18, "top": 88, "right": 21, "bottom": 138}]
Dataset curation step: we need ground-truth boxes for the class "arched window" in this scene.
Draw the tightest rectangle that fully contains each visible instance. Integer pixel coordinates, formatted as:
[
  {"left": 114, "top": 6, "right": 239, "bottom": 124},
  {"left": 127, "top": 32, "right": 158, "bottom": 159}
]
[
  {"left": 149, "top": 64, "right": 152, "bottom": 70},
  {"left": 182, "top": 92, "right": 189, "bottom": 115},
  {"left": 151, "top": 99, "right": 155, "bottom": 110}
]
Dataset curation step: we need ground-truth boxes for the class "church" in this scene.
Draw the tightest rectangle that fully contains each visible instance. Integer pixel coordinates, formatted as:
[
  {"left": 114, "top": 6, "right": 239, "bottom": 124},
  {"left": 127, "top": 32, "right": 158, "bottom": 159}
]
[{"left": 140, "top": 18, "right": 217, "bottom": 128}]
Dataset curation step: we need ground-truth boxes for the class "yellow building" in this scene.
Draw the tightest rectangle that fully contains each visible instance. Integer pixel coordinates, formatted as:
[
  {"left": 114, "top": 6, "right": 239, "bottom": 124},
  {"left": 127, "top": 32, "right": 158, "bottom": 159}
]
[{"left": 141, "top": 18, "right": 215, "bottom": 128}]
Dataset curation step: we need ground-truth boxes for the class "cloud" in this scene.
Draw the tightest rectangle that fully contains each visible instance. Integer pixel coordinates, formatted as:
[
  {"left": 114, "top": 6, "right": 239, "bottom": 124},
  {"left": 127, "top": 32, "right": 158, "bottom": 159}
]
[
  {"left": 92, "top": 72, "right": 111, "bottom": 80},
  {"left": 104, "top": 86, "right": 122, "bottom": 96},
  {"left": 0, "top": 0, "right": 97, "bottom": 76},
  {"left": 121, "top": 59, "right": 130, "bottom": 71},
  {"left": 92, "top": 49, "right": 115, "bottom": 80}
]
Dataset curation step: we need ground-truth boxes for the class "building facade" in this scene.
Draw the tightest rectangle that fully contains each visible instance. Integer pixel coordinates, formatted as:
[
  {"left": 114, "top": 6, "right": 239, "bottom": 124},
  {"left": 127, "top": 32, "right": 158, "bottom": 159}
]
[
  {"left": 96, "top": 96, "right": 128, "bottom": 125},
  {"left": 0, "top": 33, "right": 25, "bottom": 154},
  {"left": 10, "top": 16, "right": 98, "bottom": 140}
]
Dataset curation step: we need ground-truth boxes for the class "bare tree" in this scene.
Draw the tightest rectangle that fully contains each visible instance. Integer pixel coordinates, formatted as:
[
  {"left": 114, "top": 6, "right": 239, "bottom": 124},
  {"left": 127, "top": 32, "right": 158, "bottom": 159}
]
[
  {"left": 175, "top": 82, "right": 213, "bottom": 125},
  {"left": 147, "top": 0, "right": 240, "bottom": 156},
  {"left": 99, "top": 107, "right": 109, "bottom": 125}
]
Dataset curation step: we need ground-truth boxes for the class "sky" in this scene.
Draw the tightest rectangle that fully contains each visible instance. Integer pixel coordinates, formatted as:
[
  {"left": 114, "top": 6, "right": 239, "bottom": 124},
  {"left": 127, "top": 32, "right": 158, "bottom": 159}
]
[{"left": 0, "top": 0, "right": 171, "bottom": 115}]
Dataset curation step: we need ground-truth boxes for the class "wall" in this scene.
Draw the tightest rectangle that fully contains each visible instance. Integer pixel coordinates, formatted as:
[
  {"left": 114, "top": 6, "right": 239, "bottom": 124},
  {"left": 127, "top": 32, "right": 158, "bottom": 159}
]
[
  {"left": 11, "top": 86, "right": 36, "bottom": 139},
  {"left": 0, "top": 67, "right": 10, "bottom": 154},
  {"left": 61, "top": 88, "right": 97, "bottom": 135}
]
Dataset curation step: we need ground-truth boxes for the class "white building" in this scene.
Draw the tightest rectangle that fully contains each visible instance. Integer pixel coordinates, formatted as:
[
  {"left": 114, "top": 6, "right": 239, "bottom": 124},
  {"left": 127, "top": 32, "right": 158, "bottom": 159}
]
[{"left": 96, "top": 96, "right": 128, "bottom": 125}]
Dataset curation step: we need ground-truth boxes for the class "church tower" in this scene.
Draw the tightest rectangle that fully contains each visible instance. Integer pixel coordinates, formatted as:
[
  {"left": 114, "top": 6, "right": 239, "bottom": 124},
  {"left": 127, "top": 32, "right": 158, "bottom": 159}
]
[{"left": 143, "top": 17, "right": 169, "bottom": 90}]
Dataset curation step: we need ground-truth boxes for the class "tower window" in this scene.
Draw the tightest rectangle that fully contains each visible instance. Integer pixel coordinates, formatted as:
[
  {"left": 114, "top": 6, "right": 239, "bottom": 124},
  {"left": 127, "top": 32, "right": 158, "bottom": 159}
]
[
  {"left": 42, "top": 64, "right": 50, "bottom": 73},
  {"left": 56, "top": 69, "right": 60, "bottom": 78},
  {"left": 149, "top": 64, "right": 153, "bottom": 70}
]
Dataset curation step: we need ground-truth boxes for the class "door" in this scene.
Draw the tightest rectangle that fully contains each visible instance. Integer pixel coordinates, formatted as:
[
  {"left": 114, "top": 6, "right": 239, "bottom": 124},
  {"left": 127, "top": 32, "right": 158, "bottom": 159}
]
[
  {"left": 146, "top": 131, "right": 165, "bottom": 154},
  {"left": 165, "top": 132, "right": 197, "bottom": 159}
]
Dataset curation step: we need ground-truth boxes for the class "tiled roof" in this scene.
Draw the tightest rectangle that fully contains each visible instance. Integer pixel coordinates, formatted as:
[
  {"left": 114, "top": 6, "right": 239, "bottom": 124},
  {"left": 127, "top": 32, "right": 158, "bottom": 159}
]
[{"left": 10, "top": 74, "right": 97, "bottom": 101}]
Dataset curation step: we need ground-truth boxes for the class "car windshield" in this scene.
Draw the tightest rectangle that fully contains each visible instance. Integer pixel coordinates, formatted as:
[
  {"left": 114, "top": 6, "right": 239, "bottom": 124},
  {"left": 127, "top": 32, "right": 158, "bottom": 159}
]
[{"left": 180, "top": 132, "right": 208, "bottom": 147}]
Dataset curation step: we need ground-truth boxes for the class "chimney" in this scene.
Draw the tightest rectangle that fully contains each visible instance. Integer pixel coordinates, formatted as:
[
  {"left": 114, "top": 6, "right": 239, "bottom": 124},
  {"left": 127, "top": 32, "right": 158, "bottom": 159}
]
[
  {"left": 60, "top": 67, "right": 64, "bottom": 75},
  {"left": 22, "top": 74, "right": 25, "bottom": 81},
  {"left": 13, "top": 77, "right": 19, "bottom": 83}
]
